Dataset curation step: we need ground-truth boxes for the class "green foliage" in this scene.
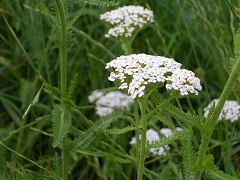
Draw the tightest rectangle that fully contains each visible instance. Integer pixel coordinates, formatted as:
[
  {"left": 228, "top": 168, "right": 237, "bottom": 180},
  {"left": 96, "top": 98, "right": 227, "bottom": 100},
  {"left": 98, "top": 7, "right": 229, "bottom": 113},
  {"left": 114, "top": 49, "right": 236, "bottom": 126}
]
[
  {"left": 52, "top": 104, "right": 72, "bottom": 148},
  {"left": 229, "top": 57, "right": 240, "bottom": 81},
  {"left": 146, "top": 129, "right": 186, "bottom": 150},
  {"left": 180, "top": 127, "right": 197, "bottom": 180},
  {"left": 105, "top": 124, "right": 137, "bottom": 135},
  {"left": 0, "top": 146, "right": 7, "bottom": 177},
  {"left": 22, "top": 85, "right": 43, "bottom": 119},
  {"left": 52, "top": 152, "right": 62, "bottom": 178},
  {"left": 73, "top": 113, "right": 122, "bottom": 150},
  {"left": 150, "top": 91, "right": 202, "bottom": 129},
  {"left": 204, "top": 169, "right": 239, "bottom": 180},
  {"left": 231, "top": 26, "right": 240, "bottom": 81},
  {"left": 67, "top": 73, "right": 78, "bottom": 98},
  {"left": 86, "top": 156, "right": 108, "bottom": 180},
  {"left": 70, "top": 0, "right": 118, "bottom": 7},
  {"left": 40, "top": 0, "right": 77, "bottom": 47},
  {"left": 234, "top": 27, "right": 240, "bottom": 55},
  {"left": 0, "top": 95, "right": 22, "bottom": 127},
  {"left": 202, "top": 155, "right": 239, "bottom": 180}
]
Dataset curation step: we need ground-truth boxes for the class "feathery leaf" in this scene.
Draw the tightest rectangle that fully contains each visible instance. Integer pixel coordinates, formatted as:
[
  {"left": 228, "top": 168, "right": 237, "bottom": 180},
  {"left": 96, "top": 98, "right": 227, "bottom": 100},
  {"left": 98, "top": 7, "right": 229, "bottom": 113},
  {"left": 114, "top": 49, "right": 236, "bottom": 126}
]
[
  {"left": 203, "top": 155, "right": 238, "bottom": 180},
  {"left": 67, "top": 73, "right": 78, "bottom": 98},
  {"left": 52, "top": 104, "right": 72, "bottom": 148},
  {"left": 180, "top": 127, "right": 197, "bottom": 180},
  {"left": 150, "top": 91, "right": 202, "bottom": 129},
  {"left": 52, "top": 152, "right": 62, "bottom": 178},
  {"left": 234, "top": 28, "right": 240, "bottom": 54},
  {"left": 146, "top": 129, "right": 186, "bottom": 150},
  {"left": 105, "top": 124, "right": 137, "bottom": 135},
  {"left": 73, "top": 113, "right": 122, "bottom": 150},
  {"left": 70, "top": 0, "right": 118, "bottom": 7}
]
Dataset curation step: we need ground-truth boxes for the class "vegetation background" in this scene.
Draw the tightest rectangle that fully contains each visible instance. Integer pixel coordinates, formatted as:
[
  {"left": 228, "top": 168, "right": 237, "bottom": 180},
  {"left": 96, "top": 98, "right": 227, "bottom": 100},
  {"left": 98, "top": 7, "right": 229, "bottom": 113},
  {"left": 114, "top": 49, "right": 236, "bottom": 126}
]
[{"left": 0, "top": 0, "right": 239, "bottom": 179}]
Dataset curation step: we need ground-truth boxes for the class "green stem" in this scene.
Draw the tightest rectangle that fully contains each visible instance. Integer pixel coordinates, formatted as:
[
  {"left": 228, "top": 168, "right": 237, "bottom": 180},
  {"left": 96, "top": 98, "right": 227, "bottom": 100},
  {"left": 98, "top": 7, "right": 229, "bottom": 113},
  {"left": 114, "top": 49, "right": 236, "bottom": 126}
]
[
  {"left": 134, "top": 101, "right": 140, "bottom": 164},
  {"left": 137, "top": 99, "right": 147, "bottom": 180},
  {"left": 55, "top": 0, "right": 68, "bottom": 179},
  {"left": 121, "top": 40, "right": 132, "bottom": 55},
  {"left": 195, "top": 56, "right": 240, "bottom": 179}
]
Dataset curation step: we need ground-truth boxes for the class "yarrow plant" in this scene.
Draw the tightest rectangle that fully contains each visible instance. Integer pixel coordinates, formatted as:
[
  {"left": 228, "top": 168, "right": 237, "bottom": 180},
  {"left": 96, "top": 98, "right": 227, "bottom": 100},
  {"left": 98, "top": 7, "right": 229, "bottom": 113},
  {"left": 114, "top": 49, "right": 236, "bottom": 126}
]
[
  {"left": 88, "top": 90, "right": 134, "bottom": 117},
  {"left": 100, "top": 5, "right": 154, "bottom": 38},
  {"left": 2, "top": 0, "right": 240, "bottom": 179},
  {"left": 106, "top": 54, "right": 202, "bottom": 99},
  {"left": 105, "top": 53, "right": 202, "bottom": 179},
  {"left": 203, "top": 99, "right": 240, "bottom": 122},
  {"left": 130, "top": 128, "right": 182, "bottom": 156}
]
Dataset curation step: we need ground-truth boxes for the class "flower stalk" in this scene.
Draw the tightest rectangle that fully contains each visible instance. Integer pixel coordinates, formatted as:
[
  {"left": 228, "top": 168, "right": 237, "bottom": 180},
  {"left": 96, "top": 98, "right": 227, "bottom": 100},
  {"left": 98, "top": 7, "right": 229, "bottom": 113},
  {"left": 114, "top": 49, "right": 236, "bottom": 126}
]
[
  {"left": 55, "top": 0, "right": 68, "bottom": 179},
  {"left": 195, "top": 56, "right": 240, "bottom": 179},
  {"left": 137, "top": 99, "right": 147, "bottom": 180}
]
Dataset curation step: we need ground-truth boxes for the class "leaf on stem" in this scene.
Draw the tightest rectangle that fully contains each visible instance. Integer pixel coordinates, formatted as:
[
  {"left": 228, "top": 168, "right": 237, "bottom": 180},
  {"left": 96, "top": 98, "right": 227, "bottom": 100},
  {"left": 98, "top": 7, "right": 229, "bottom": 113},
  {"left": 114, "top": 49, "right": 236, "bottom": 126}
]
[
  {"left": 52, "top": 104, "right": 72, "bottom": 148},
  {"left": 67, "top": 73, "right": 78, "bottom": 99},
  {"left": 203, "top": 155, "right": 239, "bottom": 180},
  {"left": 105, "top": 124, "right": 137, "bottom": 135},
  {"left": 146, "top": 129, "right": 186, "bottom": 150},
  {"left": 71, "top": 0, "right": 118, "bottom": 7},
  {"left": 73, "top": 113, "right": 122, "bottom": 151},
  {"left": 180, "top": 127, "right": 197, "bottom": 180}
]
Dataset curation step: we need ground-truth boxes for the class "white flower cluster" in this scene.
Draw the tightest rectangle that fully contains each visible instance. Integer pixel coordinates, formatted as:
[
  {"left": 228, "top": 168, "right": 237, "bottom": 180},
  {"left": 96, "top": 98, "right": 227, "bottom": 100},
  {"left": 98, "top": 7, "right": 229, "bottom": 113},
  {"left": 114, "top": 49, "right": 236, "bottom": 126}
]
[
  {"left": 203, "top": 99, "right": 240, "bottom": 122},
  {"left": 88, "top": 90, "right": 134, "bottom": 117},
  {"left": 100, "top": 5, "right": 154, "bottom": 38},
  {"left": 130, "top": 127, "right": 182, "bottom": 156},
  {"left": 106, "top": 54, "right": 202, "bottom": 99}
]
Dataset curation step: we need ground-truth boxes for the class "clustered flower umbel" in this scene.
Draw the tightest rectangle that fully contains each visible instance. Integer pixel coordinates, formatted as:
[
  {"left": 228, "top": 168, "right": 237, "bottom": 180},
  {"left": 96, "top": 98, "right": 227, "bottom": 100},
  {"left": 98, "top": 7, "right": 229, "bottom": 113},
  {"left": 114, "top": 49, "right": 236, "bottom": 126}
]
[
  {"left": 130, "top": 127, "right": 182, "bottom": 156},
  {"left": 106, "top": 54, "right": 202, "bottom": 99},
  {"left": 203, "top": 99, "right": 240, "bottom": 122},
  {"left": 100, "top": 5, "right": 154, "bottom": 38},
  {"left": 88, "top": 90, "right": 134, "bottom": 117}
]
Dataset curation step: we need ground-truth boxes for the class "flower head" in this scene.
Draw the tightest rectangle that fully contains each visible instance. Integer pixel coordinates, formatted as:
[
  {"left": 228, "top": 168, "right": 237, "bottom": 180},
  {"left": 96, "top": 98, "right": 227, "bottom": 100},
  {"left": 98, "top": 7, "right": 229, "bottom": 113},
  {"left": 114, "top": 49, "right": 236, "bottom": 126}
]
[
  {"left": 100, "top": 5, "right": 154, "bottom": 38},
  {"left": 88, "top": 90, "right": 104, "bottom": 103},
  {"left": 203, "top": 99, "right": 240, "bottom": 122},
  {"left": 106, "top": 54, "right": 202, "bottom": 99},
  {"left": 88, "top": 90, "right": 134, "bottom": 117}
]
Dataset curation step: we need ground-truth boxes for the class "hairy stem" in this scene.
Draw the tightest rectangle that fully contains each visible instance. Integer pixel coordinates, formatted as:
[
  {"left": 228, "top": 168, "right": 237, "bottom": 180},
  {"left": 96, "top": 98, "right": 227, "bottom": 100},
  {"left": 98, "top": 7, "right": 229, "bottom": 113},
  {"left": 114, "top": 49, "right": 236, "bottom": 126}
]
[
  {"left": 55, "top": 0, "right": 68, "bottom": 179},
  {"left": 195, "top": 56, "right": 240, "bottom": 179},
  {"left": 137, "top": 99, "right": 147, "bottom": 180}
]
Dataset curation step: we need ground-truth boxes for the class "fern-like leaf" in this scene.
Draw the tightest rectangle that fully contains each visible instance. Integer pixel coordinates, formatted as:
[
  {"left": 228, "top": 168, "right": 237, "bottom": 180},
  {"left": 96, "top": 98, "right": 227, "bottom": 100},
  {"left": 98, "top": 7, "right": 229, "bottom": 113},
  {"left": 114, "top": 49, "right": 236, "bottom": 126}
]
[
  {"left": 41, "top": 0, "right": 77, "bottom": 47},
  {"left": 229, "top": 57, "right": 240, "bottom": 82},
  {"left": 67, "top": 73, "right": 78, "bottom": 98},
  {"left": 67, "top": 10, "right": 82, "bottom": 30},
  {"left": 40, "top": 2, "right": 59, "bottom": 30},
  {"left": 234, "top": 28, "right": 240, "bottom": 54},
  {"left": 150, "top": 91, "right": 202, "bottom": 129},
  {"left": 205, "top": 169, "right": 239, "bottom": 180},
  {"left": 202, "top": 155, "right": 238, "bottom": 180},
  {"left": 73, "top": 113, "right": 122, "bottom": 150},
  {"left": 70, "top": 0, "right": 118, "bottom": 7},
  {"left": 180, "top": 127, "right": 197, "bottom": 180},
  {"left": 105, "top": 124, "right": 137, "bottom": 135},
  {"left": 52, "top": 104, "right": 72, "bottom": 148},
  {"left": 146, "top": 129, "right": 186, "bottom": 150},
  {"left": 52, "top": 152, "right": 62, "bottom": 178}
]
